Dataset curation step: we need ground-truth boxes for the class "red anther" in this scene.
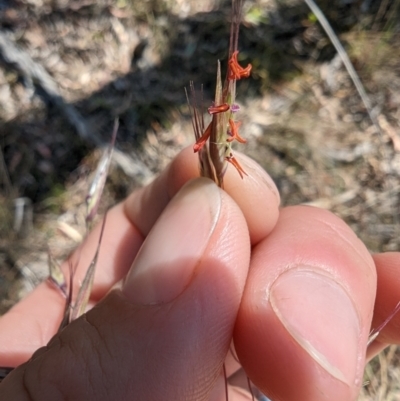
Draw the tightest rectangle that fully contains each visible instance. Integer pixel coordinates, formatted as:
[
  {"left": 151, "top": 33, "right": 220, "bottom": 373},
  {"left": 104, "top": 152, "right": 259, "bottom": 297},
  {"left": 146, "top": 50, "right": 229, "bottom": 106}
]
[
  {"left": 228, "top": 50, "right": 252, "bottom": 80},
  {"left": 193, "top": 121, "right": 212, "bottom": 153},
  {"left": 227, "top": 119, "right": 246, "bottom": 143},
  {"left": 208, "top": 103, "right": 230, "bottom": 115},
  {"left": 226, "top": 153, "right": 247, "bottom": 179}
]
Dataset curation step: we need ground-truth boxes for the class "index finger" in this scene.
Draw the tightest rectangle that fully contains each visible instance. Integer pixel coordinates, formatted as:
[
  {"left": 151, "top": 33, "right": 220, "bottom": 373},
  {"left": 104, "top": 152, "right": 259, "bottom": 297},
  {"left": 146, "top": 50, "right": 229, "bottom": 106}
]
[{"left": 125, "top": 146, "right": 280, "bottom": 245}]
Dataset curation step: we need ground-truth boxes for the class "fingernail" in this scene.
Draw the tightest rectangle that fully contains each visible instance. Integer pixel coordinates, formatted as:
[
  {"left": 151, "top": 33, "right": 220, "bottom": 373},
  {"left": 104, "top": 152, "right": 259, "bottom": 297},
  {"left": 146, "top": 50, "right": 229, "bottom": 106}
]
[
  {"left": 269, "top": 268, "right": 361, "bottom": 386},
  {"left": 123, "top": 178, "right": 221, "bottom": 305}
]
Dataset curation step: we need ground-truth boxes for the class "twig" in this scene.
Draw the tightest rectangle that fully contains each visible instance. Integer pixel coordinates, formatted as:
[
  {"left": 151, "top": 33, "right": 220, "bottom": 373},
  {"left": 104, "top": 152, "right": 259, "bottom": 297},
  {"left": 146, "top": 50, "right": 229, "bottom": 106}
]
[{"left": 0, "top": 32, "right": 99, "bottom": 146}]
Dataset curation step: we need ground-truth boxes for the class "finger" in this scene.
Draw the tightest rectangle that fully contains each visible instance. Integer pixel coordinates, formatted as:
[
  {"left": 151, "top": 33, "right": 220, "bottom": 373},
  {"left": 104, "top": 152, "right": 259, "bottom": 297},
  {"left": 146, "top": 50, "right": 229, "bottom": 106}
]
[
  {"left": 125, "top": 146, "right": 280, "bottom": 245},
  {"left": 367, "top": 252, "right": 400, "bottom": 359},
  {"left": 234, "top": 206, "right": 377, "bottom": 401},
  {"left": 0, "top": 179, "right": 251, "bottom": 401}
]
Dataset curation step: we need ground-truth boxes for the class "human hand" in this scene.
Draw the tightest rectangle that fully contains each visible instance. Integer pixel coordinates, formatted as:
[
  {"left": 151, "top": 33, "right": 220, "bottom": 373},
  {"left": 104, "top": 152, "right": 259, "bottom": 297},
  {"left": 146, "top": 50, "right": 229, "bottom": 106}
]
[{"left": 0, "top": 147, "right": 399, "bottom": 401}]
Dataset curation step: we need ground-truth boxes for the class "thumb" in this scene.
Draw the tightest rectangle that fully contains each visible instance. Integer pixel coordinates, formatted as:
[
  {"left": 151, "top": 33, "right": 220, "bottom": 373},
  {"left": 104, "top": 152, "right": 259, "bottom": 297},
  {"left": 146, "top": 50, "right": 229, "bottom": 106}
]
[
  {"left": 235, "top": 206, "right": 377, "bottom": 401},
  {"left": 0, "top": 179, "right": 251, "bottom": 401}
]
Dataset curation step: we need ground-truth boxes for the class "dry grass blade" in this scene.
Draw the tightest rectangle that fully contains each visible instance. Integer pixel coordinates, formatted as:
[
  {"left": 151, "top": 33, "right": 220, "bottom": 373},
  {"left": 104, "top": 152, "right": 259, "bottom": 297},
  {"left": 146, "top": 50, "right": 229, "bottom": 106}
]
[
  {"left": 47, "top": 120, "right": 119, "bottom": 325},
  {"left": 368, "top": 301, "right": 400, "bottom": 346},
  {"left": 70, "top": 212, "right": 108, "bottom": 322},
  {"left": 47, "top": 251, "right": 68, "bottom": 298},
  {"left": 58, "top": 261, "right": 74, "bottom": 331},
  {"left": 86, "top": 119, "right": 119, "bottom": 225}
]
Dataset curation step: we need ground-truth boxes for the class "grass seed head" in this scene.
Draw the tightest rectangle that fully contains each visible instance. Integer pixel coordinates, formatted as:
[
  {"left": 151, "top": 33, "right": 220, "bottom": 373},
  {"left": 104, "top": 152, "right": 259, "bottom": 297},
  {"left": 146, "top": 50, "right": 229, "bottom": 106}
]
[{"left": 188, "top": 0, "right": 251, "bottom": 188}]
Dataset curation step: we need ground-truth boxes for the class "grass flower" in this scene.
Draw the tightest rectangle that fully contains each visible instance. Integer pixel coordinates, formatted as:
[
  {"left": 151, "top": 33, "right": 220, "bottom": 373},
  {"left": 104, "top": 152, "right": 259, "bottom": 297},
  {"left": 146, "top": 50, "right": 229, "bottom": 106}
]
[{"left": 187, "top": 0, "right": 252, "bottom": 188}]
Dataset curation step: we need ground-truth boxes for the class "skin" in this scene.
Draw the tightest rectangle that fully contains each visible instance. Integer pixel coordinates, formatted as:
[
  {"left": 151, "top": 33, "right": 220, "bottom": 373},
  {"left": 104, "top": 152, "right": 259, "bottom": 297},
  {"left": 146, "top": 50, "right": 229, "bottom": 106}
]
[{"left": 0, "top": 146, "right": 399, "bottom": 401}]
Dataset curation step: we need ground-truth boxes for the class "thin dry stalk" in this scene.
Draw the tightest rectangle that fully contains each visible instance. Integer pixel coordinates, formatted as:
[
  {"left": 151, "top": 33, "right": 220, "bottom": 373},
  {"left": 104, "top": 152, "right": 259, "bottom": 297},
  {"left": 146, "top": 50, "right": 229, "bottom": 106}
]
[{"left": 304, "top": 0, "right": 381, "bottom": 135}]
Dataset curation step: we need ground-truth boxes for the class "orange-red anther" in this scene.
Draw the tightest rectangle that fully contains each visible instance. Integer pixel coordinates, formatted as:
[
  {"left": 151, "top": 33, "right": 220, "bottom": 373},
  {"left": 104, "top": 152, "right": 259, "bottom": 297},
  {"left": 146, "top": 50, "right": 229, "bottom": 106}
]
[
  {"left": 228, "top": 50, "right": 252, "bottom": 80},
  {"left": 226, "top": 153, "right": 247, "bottom": 179},
  {"left": 227, "top": 119, "right": 246, "bottom": 143},
  {"left": 193, "top": 121, "right": 212, "bottom": 153},
  {"left": 208, "top": 103, "right": 230, "bottom": 115}
]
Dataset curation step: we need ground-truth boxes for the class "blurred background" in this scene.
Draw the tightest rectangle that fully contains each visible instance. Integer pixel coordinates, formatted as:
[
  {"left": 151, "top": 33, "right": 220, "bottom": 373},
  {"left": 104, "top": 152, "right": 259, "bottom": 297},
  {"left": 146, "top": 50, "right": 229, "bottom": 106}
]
[{"left": 0, "top": 0, "right": 399, "bottom": 398}]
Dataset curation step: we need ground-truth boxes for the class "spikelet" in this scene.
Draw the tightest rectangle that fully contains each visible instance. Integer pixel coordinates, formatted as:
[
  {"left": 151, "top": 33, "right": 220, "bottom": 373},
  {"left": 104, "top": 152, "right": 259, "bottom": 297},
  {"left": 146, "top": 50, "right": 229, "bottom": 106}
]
[{"left": 188, "top": 0, "right": 251, "bottom": 188}]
